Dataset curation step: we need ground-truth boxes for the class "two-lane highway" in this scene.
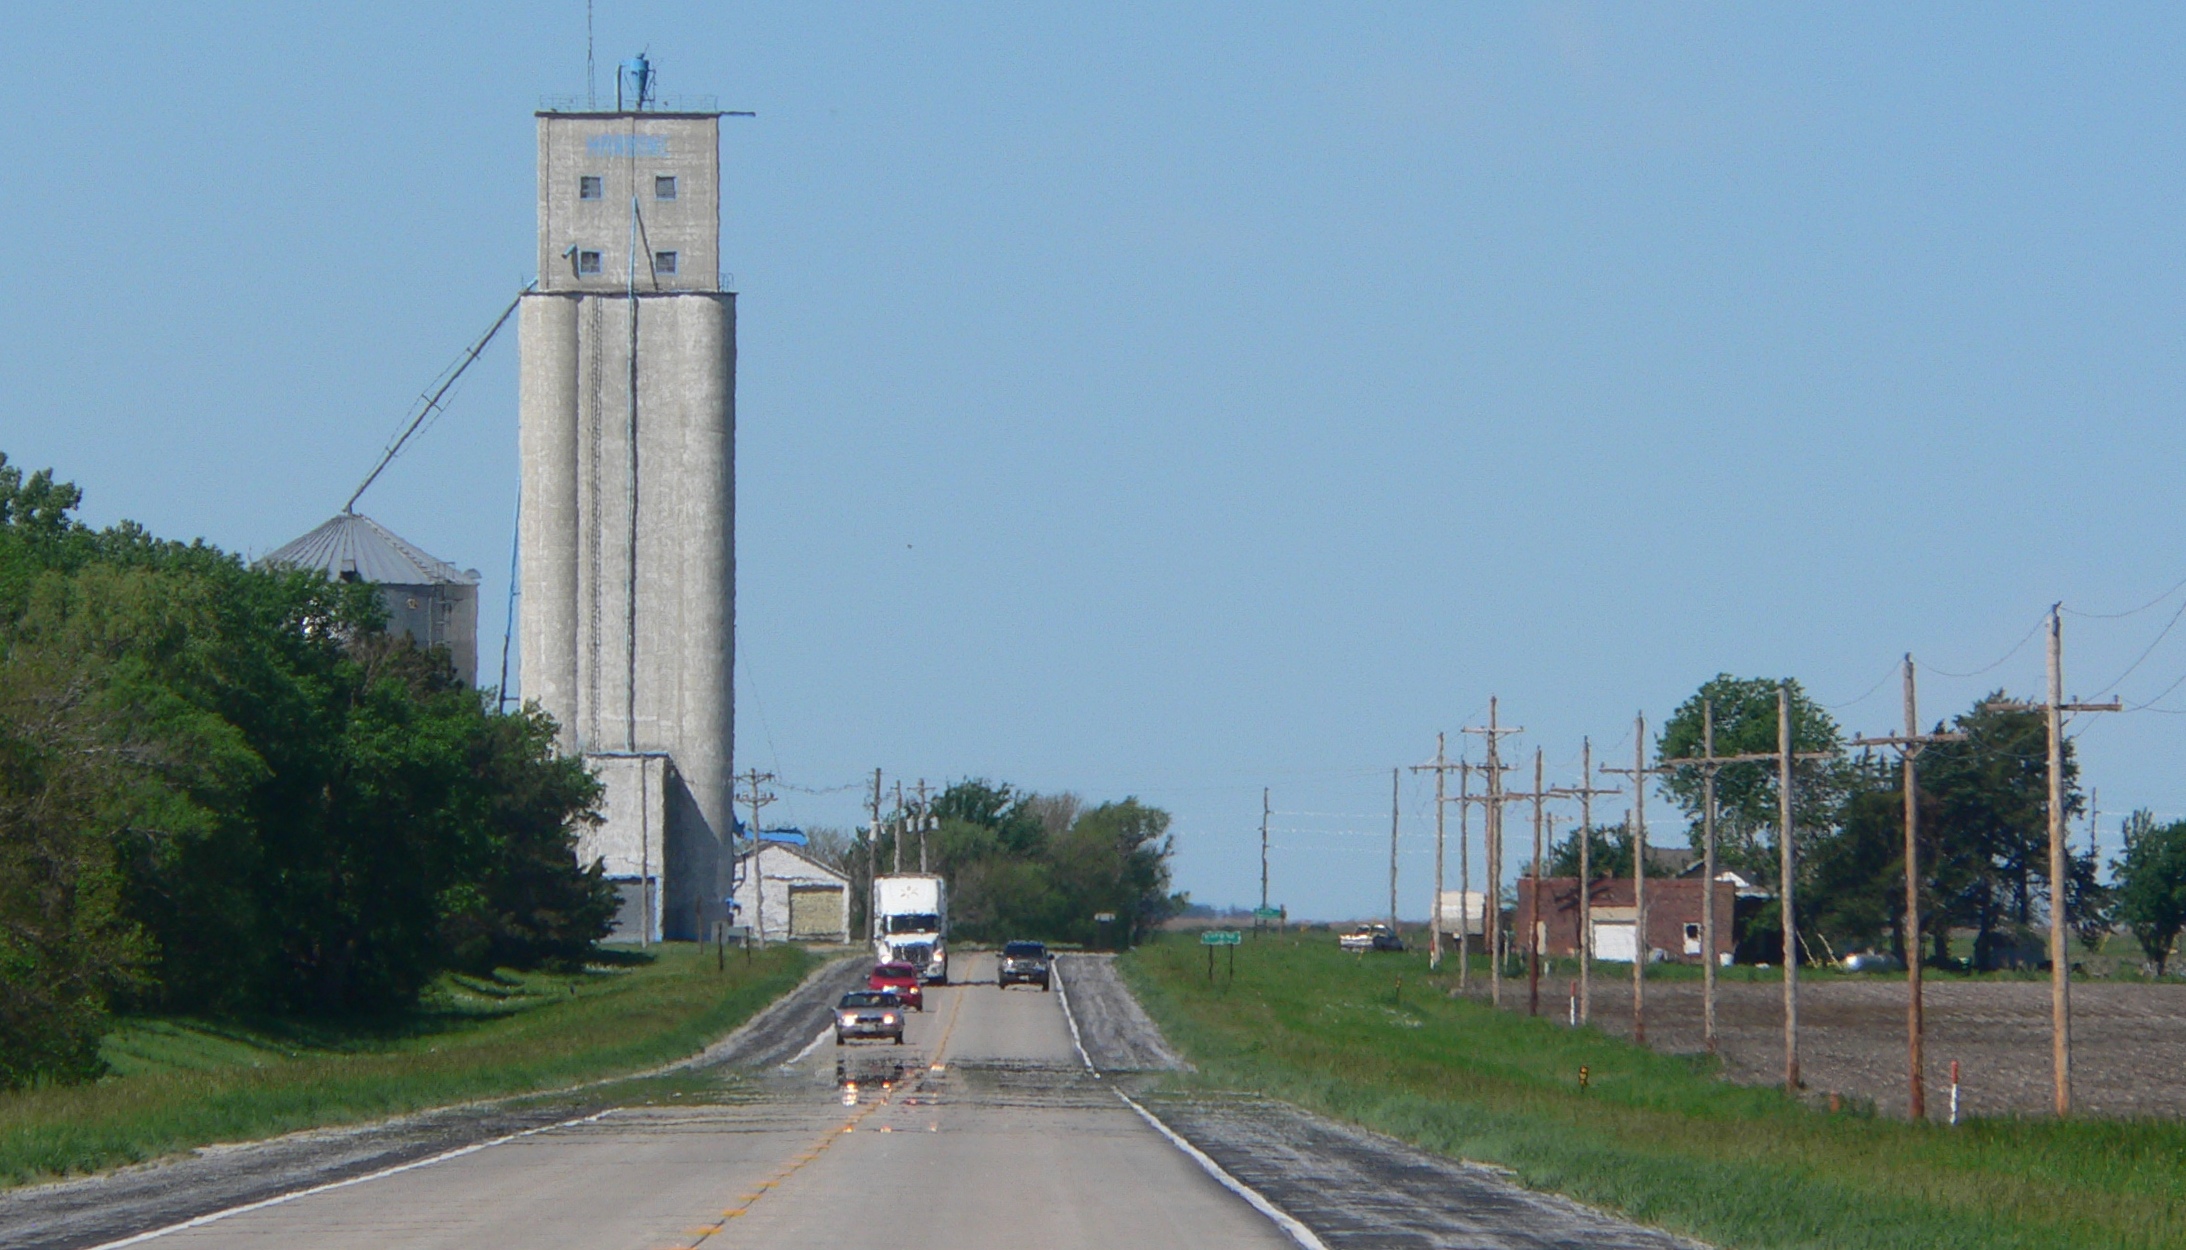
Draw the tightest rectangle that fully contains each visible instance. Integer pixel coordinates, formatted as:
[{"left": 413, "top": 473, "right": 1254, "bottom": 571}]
[{"left": 118, "top": 953, "right": 1293, "bottom": 1250}]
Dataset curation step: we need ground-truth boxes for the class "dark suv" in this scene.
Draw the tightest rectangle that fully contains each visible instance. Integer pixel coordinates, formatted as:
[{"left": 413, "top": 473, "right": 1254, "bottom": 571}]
[{"left": 997, "top": 940, "right": 1052, "bottom": 991}]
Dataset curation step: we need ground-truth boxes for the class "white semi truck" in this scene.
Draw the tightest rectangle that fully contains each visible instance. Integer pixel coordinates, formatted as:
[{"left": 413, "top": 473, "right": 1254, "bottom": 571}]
[{"left": 872, "top": 873, "right": 948, "bottom": 983}]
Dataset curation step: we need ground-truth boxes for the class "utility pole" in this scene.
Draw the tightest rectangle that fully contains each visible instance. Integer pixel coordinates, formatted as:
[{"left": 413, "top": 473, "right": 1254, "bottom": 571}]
[
  {"left": 1464, "top": 698, "right": 1522, "bottom": 1007},
  {"left": 734, "top": 768, "right": 778, "bottom": 947},
  {"left": 1411, "top": 734, "right": 1461, "bottom": 969},
  {"left": 892, "top": 780, "right": 905, "bottom": 874},
  {"left": 1851, "top": 656, "right": 1964, "bottom": 1121},
  {"left": 1562, "top": 740, "right": 1621, "bottom": 1025},
  {"left": 1456, "top": 764, "right": 1475, "bottom": 989},
  {"left": 1260, "top": 787, "right": 1271, "bottom": 919},
  {"left": 1664, "top": 700, "right": 1731, "bottom": 1054},
  {"left": 1389, "top": 767, "right": 1401, "bottom": 932},
  {"left": 1779, "top": 686, "right": 1797, "bottom": 1091},
  {"left": 1497, "top": 749, "right": 1559, "bottom": 1018},
  {"left": 1986, "top": 607, "right": 2120, "bottom": 1116},
  {"left": 867, "top": 768, "right": 883, "bottom": 950},
  {"left": 913, "top": 778, "right": 932, "bottom": 873},
  {"left": 1603, "top": 714, "right": 1674, "bottom": 1046}
]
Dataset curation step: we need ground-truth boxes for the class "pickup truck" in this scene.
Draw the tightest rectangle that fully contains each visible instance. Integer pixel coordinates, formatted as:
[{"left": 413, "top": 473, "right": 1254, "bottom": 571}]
[
  {"left": 1339, "top": 923, "right": 1405, "bottom": 952},
  {"left": 996, "top": 940, "right": 1052, "bottom": 991}
]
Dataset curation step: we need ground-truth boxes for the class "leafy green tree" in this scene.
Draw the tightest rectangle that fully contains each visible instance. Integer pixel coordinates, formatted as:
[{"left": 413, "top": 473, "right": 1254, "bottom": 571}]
[
  {"left": 1803, "top": 756, "right": 1923, "bottom": 961},
  {"left": 1919, "top": 697, "right": 2066, "bottom": 968},
  {"left": 0, "top": 642, "right": 151, "bottom": 1086},
  {"left": 0, "top": 454, "right": 613, "bottom": 1061},
  {"left": 1658, "top": 676, "right": 1849, "bottom": 878},
  {"left": 916, "top": 779, "right": 1177, "bottom": 946},
  {"left": 2113, "top": 810, "right": 2186, "bottom": 975},
  {"left": 1546, "top": 823, "right": 1678, "bottom": 880}
]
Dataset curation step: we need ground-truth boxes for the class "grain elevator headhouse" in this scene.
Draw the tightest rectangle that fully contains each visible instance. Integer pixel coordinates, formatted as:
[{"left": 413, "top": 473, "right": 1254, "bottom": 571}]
[{"left": 518, "top": 73, "right": 734, "bottom": 943}]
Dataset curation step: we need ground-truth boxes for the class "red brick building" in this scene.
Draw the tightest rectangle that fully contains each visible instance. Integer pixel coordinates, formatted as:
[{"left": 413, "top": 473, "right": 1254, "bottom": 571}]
[{"left": 1513, "top": 876, "right": 1741, "bottom": 965}]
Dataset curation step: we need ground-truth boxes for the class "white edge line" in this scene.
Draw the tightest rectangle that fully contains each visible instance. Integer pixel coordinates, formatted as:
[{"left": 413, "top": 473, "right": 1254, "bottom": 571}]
[
  {"left": 1053, "top": 958, "right": 1326, "bottom": 1250},
  {"left": 1051, "top": 959, "right": 1099, "bottom": 1077},
  {"left": 1111, "top": 1088, "right": 1331, "bottom": 1250},
  {"left": 782, "top": 1024, "right": 835, "bottom": 1068},
  {"left": 82, "top": 1109, "right": 616, "bottom": 1250}
]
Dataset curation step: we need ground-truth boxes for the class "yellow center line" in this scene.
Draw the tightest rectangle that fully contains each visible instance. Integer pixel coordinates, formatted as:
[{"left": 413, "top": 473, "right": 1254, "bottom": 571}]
[{"left": 675, "top": 965, "right": 974, "bottom": 1248}]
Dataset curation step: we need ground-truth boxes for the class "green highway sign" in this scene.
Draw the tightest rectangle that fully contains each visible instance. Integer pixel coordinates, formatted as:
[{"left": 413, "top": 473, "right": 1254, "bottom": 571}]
[
  {"left": 1252, "top": 906, "right": 1283, "bottom": 920},
  {"left": 1201, "top": 930, "right": 1243, "bottom": 945}
]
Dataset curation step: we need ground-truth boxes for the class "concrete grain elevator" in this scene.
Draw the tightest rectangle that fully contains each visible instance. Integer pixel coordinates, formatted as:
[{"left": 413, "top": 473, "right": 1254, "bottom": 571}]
[{"left": 518, "top": 75, "right": 734, "bottom": 942}]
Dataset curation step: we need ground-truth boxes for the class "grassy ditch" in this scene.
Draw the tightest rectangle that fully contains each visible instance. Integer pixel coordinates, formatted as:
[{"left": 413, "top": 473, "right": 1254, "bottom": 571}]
[
  {"left": 0, "top": 943, "right": 813, "bottom": 1187},
  {"left": 1123, "top": 935, "right": 2186, "bottom": 1250}
]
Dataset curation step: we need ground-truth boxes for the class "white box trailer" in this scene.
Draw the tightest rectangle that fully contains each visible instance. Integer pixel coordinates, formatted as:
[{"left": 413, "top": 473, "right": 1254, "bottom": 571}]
[
  {"left": 1437, "top": 890, "right": 1488, "bottom": 937},
  {"left": 872, "top": 873, "right": 949, "bottom": 983}
]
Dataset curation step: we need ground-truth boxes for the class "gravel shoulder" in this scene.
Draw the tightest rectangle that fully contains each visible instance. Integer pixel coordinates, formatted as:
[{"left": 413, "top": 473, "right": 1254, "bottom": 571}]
[
  {"left": 0, "top": 954, "right": 863, "bottom": 1250},
  {"left": 1053, "top": 952, "right": 1187, "bottom": 1071},
  {"left": 1057, "top": 953, "right": 1701, "bottom": 1249}
]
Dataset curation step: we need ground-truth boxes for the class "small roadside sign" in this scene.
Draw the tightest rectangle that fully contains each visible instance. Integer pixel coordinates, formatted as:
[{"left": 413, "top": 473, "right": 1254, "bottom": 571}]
[
  {"left": 1201, "top": 930, "right": 1242, "bottom": 945},
  {"left": 1093, "top": 911, "right": 1116, "bottom": 923},
  {"left": 1252, "top": 906, "right": 1282, "bottom": 920}
]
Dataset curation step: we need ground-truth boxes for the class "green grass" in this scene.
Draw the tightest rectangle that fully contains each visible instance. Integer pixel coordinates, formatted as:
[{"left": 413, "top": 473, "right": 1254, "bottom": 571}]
[
  {"left": 1123, "top": 936, "right": 2186, "bottom": 1250},
  {"left": 0, "top": 943, "right": 813, "bottom": 1187}
]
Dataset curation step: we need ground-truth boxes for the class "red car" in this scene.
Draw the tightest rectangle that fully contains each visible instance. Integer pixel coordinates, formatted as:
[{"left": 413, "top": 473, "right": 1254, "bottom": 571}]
[{"left": 868, "top": 962, "right": 925, "bottom": 1011}]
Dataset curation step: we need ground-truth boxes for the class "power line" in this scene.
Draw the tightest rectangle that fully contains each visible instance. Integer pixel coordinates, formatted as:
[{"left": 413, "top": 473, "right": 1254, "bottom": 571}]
[
  {"left": 1925, "top": 614, "right": 2046, "bottom": 679},
  {"left": 1824, "top": 659, "right": 1905, "bottom": 710},
  {"left": 2061, "top": 570, "right": 2186, "bottom": 620},
  {"left": 2091, "top": 595, "right": 2186, "bottom": 696}
]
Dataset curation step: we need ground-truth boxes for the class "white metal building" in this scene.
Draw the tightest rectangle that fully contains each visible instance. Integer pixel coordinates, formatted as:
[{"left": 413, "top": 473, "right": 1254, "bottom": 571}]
[{"left": 729, "top": 843, "right": 850, "bottom": 943}]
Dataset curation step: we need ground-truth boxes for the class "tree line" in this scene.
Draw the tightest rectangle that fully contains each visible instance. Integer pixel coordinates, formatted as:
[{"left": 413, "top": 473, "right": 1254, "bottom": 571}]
[
  {"left": 1548, "top": 674, "right": 2186, "bottom": 974},
  {"left": 813, "top": 779, "right": 1182, "bottom": 948},
  {"left": 0, "top": 456, "right": 613, "bottom": 1088}
]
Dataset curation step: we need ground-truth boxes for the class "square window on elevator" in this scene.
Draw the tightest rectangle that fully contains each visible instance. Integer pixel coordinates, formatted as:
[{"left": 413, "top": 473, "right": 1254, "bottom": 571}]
[
  {"left": 654, "top": 175, "right": 678, "bottom": 200},
  {"left": 653, "top": 250, "right": 678, "bottom": 274},
  {"left": 576, "top": 250, "right": 603, "bottom": 275},
  {"left": 579, "top": 175, "right": 603, "bottom": 200}
]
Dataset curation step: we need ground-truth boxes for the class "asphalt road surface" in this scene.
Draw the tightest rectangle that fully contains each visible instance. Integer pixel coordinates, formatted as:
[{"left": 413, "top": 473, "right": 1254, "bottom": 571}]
[
  {"left": 26, "top": 953, "right": 1696, "bottom": 1250},
  {"left": 81, "top": 953, "right": 1293, "bottom": 1250}
]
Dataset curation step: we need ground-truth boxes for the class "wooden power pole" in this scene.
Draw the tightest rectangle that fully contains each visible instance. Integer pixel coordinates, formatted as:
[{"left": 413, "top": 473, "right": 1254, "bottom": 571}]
[
  {"left": 1561, "top": 739, "right": 1621, "bottom": 1025},
  {"left": 1987, "top": 606, "right": 2119, "bottom": 1116},
  {"left": 1660, "top": 701, "right": 1761, "bottom": 1055},
  {"left": 1455, "top": 763, "right": 1477, "bottom": 989},
  {"left": 913, "top": 778, "right": 933, "bottom": 873},
  {"left": 866, "top": 768, "right": 883, "bottom": 950},
  {"left": 1412, "top": 733, "right": 1462, "bottom": 970},
  {"left": 1498, "top": 749, "right": 1559, "bottom": 1018},
  {"left": 1260, "top": 787, "right": 1271, "bottom": 918},
  {"left": 1389, "top": 767, "right": 1401, "bottom": 932},
  {"left": 734, "top": 768, "right": 778, "bottom": 947},
  {"left": 1464, "top": 698, "right": 1521, "bottom": 1007},
  {"left": 1851, "top": 656, "right": 1964, "bottom": 1121},
  {"left": 1603, "top": 714, "right": 1675, "bottom": 1046}
]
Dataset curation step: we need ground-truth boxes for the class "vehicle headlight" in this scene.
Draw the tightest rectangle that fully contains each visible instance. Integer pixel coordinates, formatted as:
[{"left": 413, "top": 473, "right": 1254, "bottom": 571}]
[
  {"left": 840, "top": 1013, "right": 857, "bottom": 1026},
  {"left": 882, "top": 1014, "right": 897, "bottom": 1024}
]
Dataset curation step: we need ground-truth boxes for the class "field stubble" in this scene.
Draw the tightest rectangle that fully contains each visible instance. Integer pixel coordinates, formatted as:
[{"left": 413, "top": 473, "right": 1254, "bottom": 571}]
[{"left": 1569, "top": 974, "right": 2186, "bottom": 1119}]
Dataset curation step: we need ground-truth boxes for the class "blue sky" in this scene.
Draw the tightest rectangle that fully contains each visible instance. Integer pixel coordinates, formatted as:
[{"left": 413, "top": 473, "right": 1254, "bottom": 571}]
[{"left": 7, "top": 5, "right": 2186, "bottom": 920}]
